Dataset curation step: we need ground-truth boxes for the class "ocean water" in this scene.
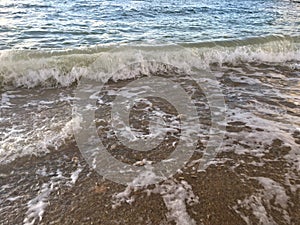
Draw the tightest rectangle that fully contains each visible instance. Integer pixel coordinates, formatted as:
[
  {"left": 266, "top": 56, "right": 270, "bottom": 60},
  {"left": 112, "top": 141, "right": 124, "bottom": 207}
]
[
  {"left": 0, "top": 0, "right": 300, "bottom": 225},
  {"left": 0, "top": 0, "right": 299, "bottom": 48}
]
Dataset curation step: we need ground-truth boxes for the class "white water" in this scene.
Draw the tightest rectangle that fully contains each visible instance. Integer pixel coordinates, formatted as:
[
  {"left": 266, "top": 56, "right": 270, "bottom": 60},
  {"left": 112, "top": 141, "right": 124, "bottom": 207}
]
[{"left": 0, "top": 39, "right": 299, "bottom": 88}]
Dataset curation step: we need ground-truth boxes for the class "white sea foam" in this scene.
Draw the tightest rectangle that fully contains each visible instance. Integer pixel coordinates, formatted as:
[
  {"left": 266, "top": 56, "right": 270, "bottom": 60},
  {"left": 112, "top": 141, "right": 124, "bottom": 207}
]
[
  {"left": 23, "top": 169, "right": 65, "bottom": 225},
  {"left": 153, "top": 180, "right": 199, "bottom": 225},
  {"left": 0, "top": 118, "right": 74, "bottom": 164},
  {"left": 112, "top": 168, "right": 198, "bottom": 225},
  {"left": 22, "top": 164, "right": 84, "bottom": 225},
  {"left": 70, "top": 165, "right": 83, "bottom": 184},
  {"left": 234, "top": 177, "right": 291, "bottom": 225},
  {"left": 193, "top": 41, "right": 300, "bottom": 66},
  {"left": 23, "top": 182, "right": 53, "bottom": 225},
  {"left": 225, "top": 106, "right": 300, "bottom": 169},
  {"left": 0, "top": 92, "right": 14, "bottom": 109},
  {"left": 0, "top": 39, "right": 299, "bottom": 88},
  {"left": 112, "top": 168, "right": 161, "bottom": 208}
]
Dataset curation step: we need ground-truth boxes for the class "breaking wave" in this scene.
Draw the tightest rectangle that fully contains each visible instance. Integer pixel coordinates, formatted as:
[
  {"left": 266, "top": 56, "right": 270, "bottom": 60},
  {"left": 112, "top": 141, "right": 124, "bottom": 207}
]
[{"left": 0, "top": 35, "right": 299, "bottom": 88}]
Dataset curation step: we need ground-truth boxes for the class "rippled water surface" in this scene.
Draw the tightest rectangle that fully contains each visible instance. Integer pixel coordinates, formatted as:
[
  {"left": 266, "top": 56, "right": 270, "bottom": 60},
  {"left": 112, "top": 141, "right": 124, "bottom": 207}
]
[
  {"left": 0, "top": 1, "right": 300, "bottom": 225},
  {"left": 0, "top": 0, "right": 299, "bottom": 49}
]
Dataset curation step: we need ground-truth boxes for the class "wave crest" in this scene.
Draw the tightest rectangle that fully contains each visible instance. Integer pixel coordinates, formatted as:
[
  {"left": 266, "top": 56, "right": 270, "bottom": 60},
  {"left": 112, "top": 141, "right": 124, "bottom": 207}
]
[{"left": 1, "top": 35, "right": 299, "bottom": 88}]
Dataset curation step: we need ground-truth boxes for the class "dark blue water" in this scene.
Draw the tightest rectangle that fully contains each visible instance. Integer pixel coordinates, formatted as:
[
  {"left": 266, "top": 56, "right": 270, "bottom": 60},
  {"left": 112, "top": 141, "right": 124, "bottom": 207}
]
[{"left": 0, "top": 0, "right": 299, "bottom": 49}]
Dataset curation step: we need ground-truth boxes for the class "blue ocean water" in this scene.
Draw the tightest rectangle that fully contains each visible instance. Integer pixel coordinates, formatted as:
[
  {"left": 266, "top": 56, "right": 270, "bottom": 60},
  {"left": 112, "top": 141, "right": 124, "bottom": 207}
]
[{"left": 0, "top": 0, "right": 299, "bottom": 49}]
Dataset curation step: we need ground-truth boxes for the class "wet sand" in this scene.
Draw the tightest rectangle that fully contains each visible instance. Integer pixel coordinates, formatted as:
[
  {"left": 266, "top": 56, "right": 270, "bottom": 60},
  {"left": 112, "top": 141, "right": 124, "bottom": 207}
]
[
  {"left": 1, "top": 62, "right": 299, "bottom": 225},
  {"left": 0, "top": 138, "right": 299, "bottom": 225}
]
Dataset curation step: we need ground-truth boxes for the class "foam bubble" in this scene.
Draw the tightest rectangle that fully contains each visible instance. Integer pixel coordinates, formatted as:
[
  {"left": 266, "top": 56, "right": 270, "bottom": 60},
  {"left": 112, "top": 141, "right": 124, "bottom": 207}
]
[{"left": 0, "top": 38, "right": 299, "bottom": 88}]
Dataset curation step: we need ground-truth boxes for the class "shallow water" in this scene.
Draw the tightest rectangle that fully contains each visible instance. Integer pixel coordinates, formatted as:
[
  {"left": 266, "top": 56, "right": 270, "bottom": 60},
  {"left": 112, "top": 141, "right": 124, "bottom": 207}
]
[
  {"left": 1, "top": 61, "right": 299, "bottom": 225},
  {"left": 1, "top": 0, "right": 300, "bottom": 225}
]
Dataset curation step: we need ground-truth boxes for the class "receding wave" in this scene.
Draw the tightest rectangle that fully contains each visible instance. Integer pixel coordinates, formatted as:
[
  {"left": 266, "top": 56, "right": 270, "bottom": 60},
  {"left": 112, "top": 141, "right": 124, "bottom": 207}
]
[{"left": 1, "top": 35, "right": 299, "bottom": 88}]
